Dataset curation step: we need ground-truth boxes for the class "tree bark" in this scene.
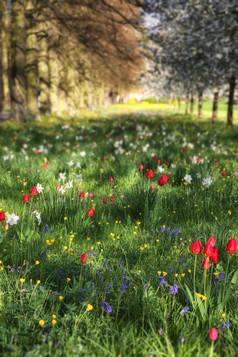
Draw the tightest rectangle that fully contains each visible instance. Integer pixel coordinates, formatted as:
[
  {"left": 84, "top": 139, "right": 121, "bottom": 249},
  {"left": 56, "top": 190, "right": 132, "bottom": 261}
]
[
  {"left": 49, "top": 47, "right": 59, "bottom": 114},
  {"left": 1, "top": 0, "right": 10, "bottom": 110},
  {"left": 10, "top": 0, "right": 26, "bottom": 123},
  {"left": 26, "top": 0, "right": 38, "bottom": 118},
  {"left": 227, "top": 76, "right": 236, "bottom": 128},
  {"left": 198, "top": 91, "right": 203, "bottom": 118},
  {"left": 190, "top": 91, "right": 194, "bottom": 116},
  {"left": 212, "top": 89, "right": 219, "bottom": 124},
  {"left": 38, "top": 15, "right": 51, "bottom": 114},
  {"left": 0, "top": 7, "right": 3, "bottom": 113},
  {"left": 185, "top": 94, "right": 189, "bottom": 114}
]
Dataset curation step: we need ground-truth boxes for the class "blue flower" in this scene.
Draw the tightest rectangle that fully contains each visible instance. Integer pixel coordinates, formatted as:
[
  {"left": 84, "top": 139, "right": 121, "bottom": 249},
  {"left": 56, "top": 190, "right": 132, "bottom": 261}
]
[
  {"left": 122, "top": 280, "right": 128, "bottom": 293},
  {"left": 170, "top": 284, "right": 178, "bottom": 294},
  {"left": 221, "top": 322, "right": 231, "bottom": 332},
  {"left": 181, "top": 306, "right": 189, "bottom": 313},
  {"left": 101, "top": 301, "right": 112, "bottom": 313}
]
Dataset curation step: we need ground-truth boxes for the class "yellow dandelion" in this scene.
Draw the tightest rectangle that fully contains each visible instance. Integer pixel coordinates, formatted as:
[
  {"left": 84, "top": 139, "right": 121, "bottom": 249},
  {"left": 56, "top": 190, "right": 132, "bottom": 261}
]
[
  {"left": 20, "top": 278, "right": 25, "bottom": 283},
  {"left": 140, "top": 247, "right": 144, "bottom": 251},
  {"left": 52, "top": 314, "right": 56, "bottom": 318},
  {"left": 39, "top": 320, "right": 45, "bottom": 327},
  {"left": 163, "top": 272, "right": 167, "bottom": 276},
  {"left": 52, "top": 319, "right": 57, "bottom": 325},
  {"left": 35, "top": 261, "right": 40, "bottom": 265},
  {"left": 67, "top": 278, "right": 71, "bottom": 282},
  {"left": 157, "top": 271, "right": 161, "bottom": 275},
  {"left": 222, "top": 313, "right": 226, "bottom": 318},
  {"left": 37, "top": 280, "right": 41, "bottom": 284},
  {"left": 59, "top": 296, "right": 64, "bottom": 301},
  {"left": 86, "top": 304, "right": 93, "bottom": 311}
]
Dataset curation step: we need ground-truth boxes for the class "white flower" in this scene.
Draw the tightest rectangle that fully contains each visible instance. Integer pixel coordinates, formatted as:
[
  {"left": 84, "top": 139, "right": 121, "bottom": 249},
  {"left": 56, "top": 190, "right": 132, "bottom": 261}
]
[
  {"left": 184, "top": 174, "right": 192, "bottom": 183},
  {"left": 158, "top": 166, "right": 165, "bottom": 173},
  {"left": 202, "top": 176, "right": 213, "bottom": 188},
  {"left": 59, "top": 187, "right": 65, "bottom": 195},
  {"left": 6, "top": 213, "right": 19, "bottom": 225},
  {"left": 67, "top": 160, "right": 74, "bottom": 167},
  {"left": 76, "top": 162, "right": 81, "bottom": 168},
  {"left": 191, "top": 156, "right": 198, "bottom": 164},
  {"left": 171, "top": 164, "right": 176, "bottom": 168},
  {"left": 196, "top": 172, "right": 202, "bottom": 179},
  {"left": 59, "top": 173, "right": 66, "bottom": 182},
  {"left": 233, "top": 172, "right": 238, "bottom": 176},
  {"left": 65, "top": 180, "right": 73, "bottom": 188},
  {"left": 77, "top": 174, "right": 83, "bottom": 182},
  {"left": 32, "top": 210, "right": 41, "bottom": 225},
  {"left": 80, "top": 151, "right": 86, "bottom": 157},
  {"left": 36, "top": 183, "right": 44, "bottom": 193}
]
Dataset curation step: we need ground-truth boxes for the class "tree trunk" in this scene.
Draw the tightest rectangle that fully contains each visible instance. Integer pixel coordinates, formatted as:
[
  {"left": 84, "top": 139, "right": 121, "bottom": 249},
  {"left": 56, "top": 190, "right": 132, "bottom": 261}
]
[
  {"left": 0, "top": 7, "right": 3, "bottom": 113},
  {"left": 38, "top": 16, "right": 51, "bottom": 114},
  {"left": 49, "top": 47, "right": 59, "bottom": 114},
  {"left": 10, "top": 0, "right": 26, "bottom": 123},
  {"left": 1, "top": 0, "right": 10, "bottom": 110},
  {"left": 212, "top": 89, "right": 219, "bottom": 124},
  {"left": 190, "top": 91, "right": 194, "bottom": 115},
  {"left": 185, "top": 94, "right": 189, "bottom": 114},
  {"left": 198, "top": 91, "right": 203, "bottom": 118},
  {"left": 178, "top": 97, "right": 181, "bottom": 111},
  {"left": 26, "top": 0, "right": 38, "bottom": 118},
  {"left": 227, "top": 76, "right": 236, "bottom": 128}
]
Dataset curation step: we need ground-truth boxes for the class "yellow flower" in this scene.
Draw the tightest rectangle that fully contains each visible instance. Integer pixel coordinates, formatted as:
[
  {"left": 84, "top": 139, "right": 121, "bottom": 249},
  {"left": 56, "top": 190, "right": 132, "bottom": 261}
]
[
  {"left": 37, "top": 280, "right": 41, "bottom": 284},
  {"left": 52, "top": 314, "right": 56, "bottom": 318},
  {"left": 63, "top": 246, "right": 68, "bottom": 250},
  {"left": 163, "top": 272, "right": 167, "bottom": 276},
  {"left": 59, "top": 296, "right": 64, "bottom": 301},
  {"left": 87, "top": 304, "right": 93, "bottom": 311},
  {"left": 214, "top": 272, "right": 219, "bottom": 276},
  {"left": 188, "top": 269, "right": 191, "bottom": 273},
  {"left": 20, "top": 278, "right": 25, "bottom": 283},
  {"left": 140, "top": 247, "right": 144, "bottom": 251},
  {"left": 196, "top": 293, "right": 207, "bottom": 301},
  {"left": 64, "top": 217, "right": 67, "bottom": 220},
  {"left": 97, "top": 242, "right": 101, "bottom": 245},
  {"left": 67, "top": 278, "right": 71, "bottom": 282},
  {"left": 174, "top": 273, "right": 178, "bottom": 277},
  {"left": 138, "top": 270, "right": 141, "bottom": 273},
  {"left": 52, "top": 319, "right": 57, "bottom": 325},
  {"left": 144, "top": 244, "right": 148, "bottom": 248},
  {"left": 228, "top": 210, "right": 231, "bottom": 215},
  {"left": 35, "top": 261, "right": 40, "bottom": 265},
  {"left": 222, "top": 313, "right": 226, "bottom": 318},
  {"left": 157, "top": 271, "right": 161, "bottom": 275},
  {"left": 39, "top": 320, "right": 45, "bottom": 327},
  {"left": 181, "top": 273, "right": 185, "bottom": 277}
]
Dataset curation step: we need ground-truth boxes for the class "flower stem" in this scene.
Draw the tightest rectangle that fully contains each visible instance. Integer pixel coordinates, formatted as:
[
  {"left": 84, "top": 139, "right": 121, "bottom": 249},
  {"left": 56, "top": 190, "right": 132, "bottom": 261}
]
[
  {"left": 193, "top": 254, "right": 197, "bottom": 300},
  {"left": 223, "top": 254, "right": 231, "bottom": 302},
  {"left": 209, "top": 340, "right": 214, "bottom": 357}
]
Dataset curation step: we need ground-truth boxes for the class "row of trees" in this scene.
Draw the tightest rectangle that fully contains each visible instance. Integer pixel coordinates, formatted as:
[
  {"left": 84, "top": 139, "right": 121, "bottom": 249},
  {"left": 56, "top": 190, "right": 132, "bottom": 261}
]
[
  {"left": 140, "top": 0, "right": 238, "bottom": 127},
  {"left": 0, "top": 0, "right": 143, "bottom": 122}
]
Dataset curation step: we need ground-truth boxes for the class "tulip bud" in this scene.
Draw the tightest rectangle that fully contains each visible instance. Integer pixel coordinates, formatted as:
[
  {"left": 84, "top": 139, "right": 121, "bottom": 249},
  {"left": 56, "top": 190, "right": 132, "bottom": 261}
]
[
  {"left": 31, "top": 187, "right": 37, "bottom": 195},
  {"left": 210, "top": 248, "right": 218, "bottom": 263},
  {"left": 0, "top": 211, "right": 5, "bottom": 221},
  {"left": 88, "top": 208, "right": 94, "bottom": 216},
  {"left": 147, "top": 170, "right": 154, "bottom": 178},
  {"left": 139, "top": 164, "right": 144, "bottom": 170},
  {"left": 203, "top": 243, "right": 213, "bottom": 257},
  {"left": 23, "top": 194, "right": 29, "bottom": 202},
  {"left": 209, "top": 328, "right": 218, "bottom": 340},
  {"left": 79, "top": 192, "right": 85, "bottom": 199},
  {"left": 110, "top": 196, "right": 114, "bottom": 201},
  {"left": 109, "top": 177, "right": 114, "bottom": 182},
  {"left": 191, "top": 241, "right": 202, "bottom": 254},
  {"left": 201, "top": 258, "right": 210, "bottom": 269},
  {"left": 103, "top": 198, "right": 106, "bottom": 203},
  {"left": 226, "top": 238, "right": 237, "bottom": 254},
  {"left": 80, "top": 253, "right": 87, "bottom": 263},
  {"left": 207, "top": 236, "right": 215, "bottom": 247}
]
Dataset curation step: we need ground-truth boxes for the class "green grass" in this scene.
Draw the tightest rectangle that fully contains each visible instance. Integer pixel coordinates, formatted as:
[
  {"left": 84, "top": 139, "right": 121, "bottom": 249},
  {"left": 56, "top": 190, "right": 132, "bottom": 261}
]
[
  {"left": 0, "top": 111, "right": 237, "bottom": 356},
  {"left": 104, "top": 99, "right": 238, "bottom": 126}
]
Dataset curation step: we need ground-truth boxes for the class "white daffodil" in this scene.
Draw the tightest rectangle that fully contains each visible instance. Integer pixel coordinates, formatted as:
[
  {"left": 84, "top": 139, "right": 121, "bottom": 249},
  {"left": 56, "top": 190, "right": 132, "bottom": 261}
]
[
  {"left": 6, "top": 213, "right": 19, "bottom": 225},
  {"left": 202, "top": 176, "right": 213, "bottom": 188},
  {"left": 59, "top": 173, "right": 66, "bottom": 182},
  {"left": 184, "top": 174, "right": 192, "bottom": 183},
  {"left": 36, "top": 183, "right": 44, "bottom": 193},
  {"left": 67, "top": 160, "right": 74, "bottom": 167}
]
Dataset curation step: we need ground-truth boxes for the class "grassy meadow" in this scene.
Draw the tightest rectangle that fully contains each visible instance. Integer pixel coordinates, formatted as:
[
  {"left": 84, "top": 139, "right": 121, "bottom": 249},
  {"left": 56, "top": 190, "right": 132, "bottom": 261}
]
[{"left": 0, "top": 108, "right": 237, "bottom": 356}]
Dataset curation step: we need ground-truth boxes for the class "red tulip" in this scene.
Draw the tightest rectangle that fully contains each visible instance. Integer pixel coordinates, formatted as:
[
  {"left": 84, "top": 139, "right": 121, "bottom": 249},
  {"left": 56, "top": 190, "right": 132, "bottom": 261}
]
[
  {"left": 210, "top": 248, "right": 218, "bottom": 263},
  {"left": 29, "top": 168, "right": 32, "bottom": 172},
  {"left": 209, "top": 328, "right": 218, "bottom": 340},
  {"left": 43, "top": 164, "right": 47, "bottom": 169},
  {"left": 151, "top": 184, "right": 155, "bottom": 190},
  {"left": 207, "top": 236, "right": 215, "bottom": 247},
  {"left": 23, "top": 194, "right": 29, "bottom": 202},
  {"left": 103, "top": 198, "right": 106, "bottom": 203},
  {"left": 79, "top": 192, "right": 85, "bottom": 199},
  {"left": 88, "top": 208, "right": 94, "bottom": 216},
  {"left": 31, "top": 187, "right": 37, "bottom": 195},
  {"left": 222, "top": 171, "right": 226, "bottom": 176},
  {"left": 157, "top": 159, "right": 161, "bottom": 164},
  {"left": 203, "top": 243, "right": 213, "bottom": 257},
  {"left": 147, "top": 170, "right": 154, "bottom": 178},
  {"left": 226, "top": 238, "right": 237, "bottom": 254},
  {"left": 153, "top": 154, "right": 157, "bottom": 159},
  {"left": 109, "top": 177, "right": 114, "bottom": 182},
  {"left": 80, "top": 253, "right": 87, "bottom": 263},
  {"left": 0, "top": 211, "right": 5, "bottom": 221},
  {"left": 158, "top": 178, "right": 165, "bottom": 186},
  {"left": 56, "top": 185, "right": 61, "bottom": 190},
  {"left": 161, "top": 174, "right": 168, "bottom": 183},
  {"left": 182, "top": 147, "right": 187, "bottom": 152},
  {"left": 201, "top": 258, "right": 210, "bottom": 269},
  {"left": 215, "top": 161, "right": 219, "bottom": 165},
  {"left": 34, "top": 149, "right": 38, "bottom": 154},
  {"left": 103, "top": 156, "right": 106, "bottom": 160},
  {"left": 197, "top": 158, "right": 201, "bottom": 163},
  {"left": 139, "top": 164, "right": 144, "bottom": 170},
  {"left": 89, "top": 193, "right": 93, "bottom": 198},
  {"left": 110, "top": 196, "right": 114, "bottom": 201},
  {"left": 191, "top": 241, "right": 202, "bottom": 254},
  {"left": 165, "top": 161, "right": 169, "bottom": 165}
]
